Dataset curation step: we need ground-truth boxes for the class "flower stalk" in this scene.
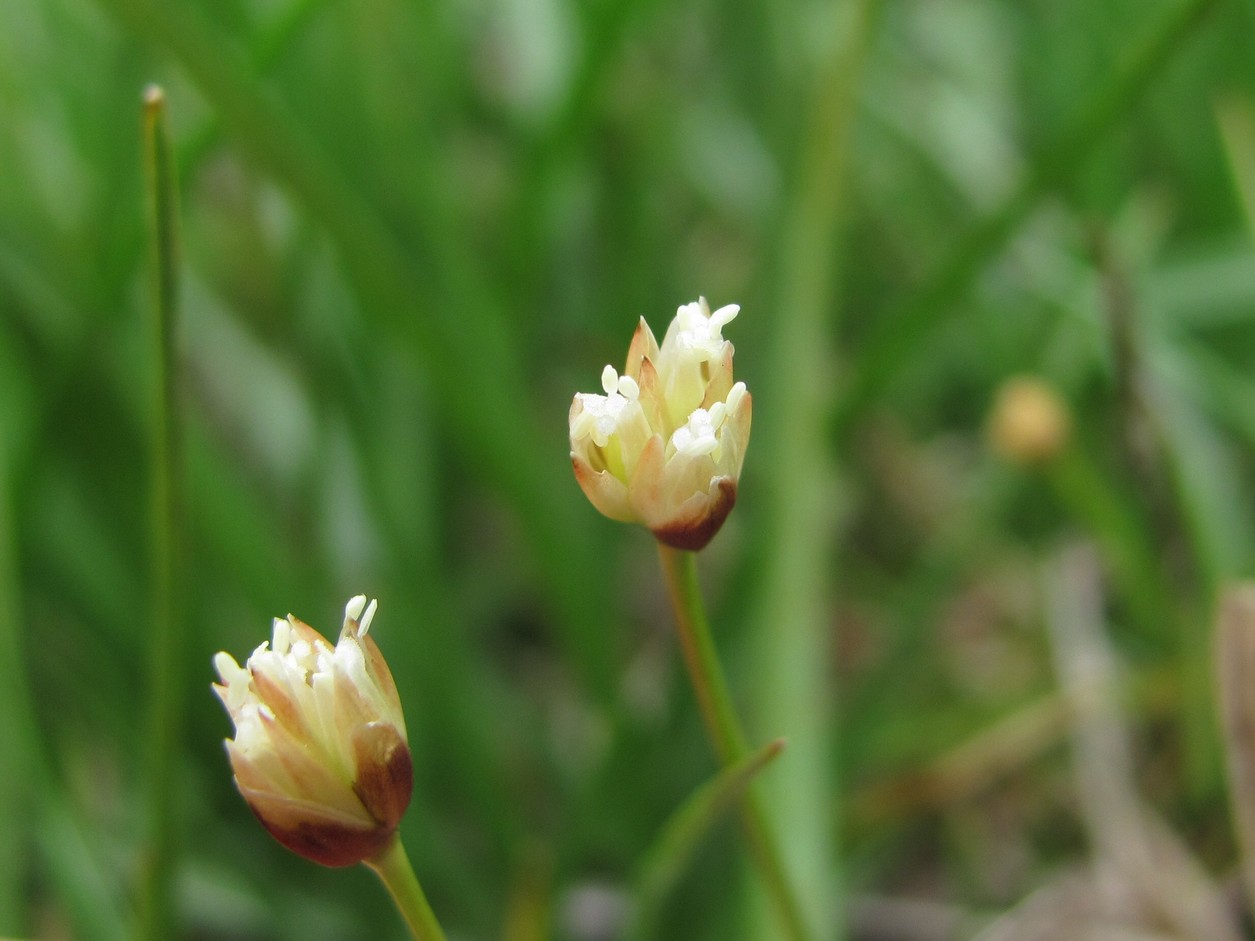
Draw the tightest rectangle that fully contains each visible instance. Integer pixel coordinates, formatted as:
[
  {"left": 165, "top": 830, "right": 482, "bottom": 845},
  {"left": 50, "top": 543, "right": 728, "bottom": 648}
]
[
  {"left": 657, "top": 544, "right": 816, "bottom": 941},
  {"left": 139, "top": 83, "right": 185, "bottom": 941},
  {"left": 367, "top": 837, "right": 449, "bottom": 941}
]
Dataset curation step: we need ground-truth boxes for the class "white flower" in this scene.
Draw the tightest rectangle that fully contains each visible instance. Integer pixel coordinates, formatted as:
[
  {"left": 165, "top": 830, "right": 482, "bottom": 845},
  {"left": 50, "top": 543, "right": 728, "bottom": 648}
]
[
  {"left": 212, "top": 596, "right": 411, "bottom": 867},
  {"left": 570, "top": 298, "right": 752, "bottom": 550}
]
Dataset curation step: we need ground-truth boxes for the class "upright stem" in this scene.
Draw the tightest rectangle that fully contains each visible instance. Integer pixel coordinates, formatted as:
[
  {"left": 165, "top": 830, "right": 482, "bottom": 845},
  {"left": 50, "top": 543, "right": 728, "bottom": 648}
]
[
  {"left": 0, "top": 429, "right": 32, "bottom": 933},
  {"left": 367, "top": 837, "right": 450, "bottom": 941},
  {"left": 138, "top": 84, "right": 185, "bottom": 941},
  {"left": 657, "top": 544, "right": 816, "bottom": 941}
]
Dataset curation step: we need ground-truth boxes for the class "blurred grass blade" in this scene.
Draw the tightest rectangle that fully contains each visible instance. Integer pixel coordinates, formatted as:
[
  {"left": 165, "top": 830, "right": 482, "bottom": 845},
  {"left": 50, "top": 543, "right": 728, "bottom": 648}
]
[
  {"left": 1048, "top": 447, "right": 1176, "bottom": 642},
  {"left": 37, "top": 797, "right": 131, "bottom": 941},
  {"left": 1217, "top": 95, "right": 1255, "bottom": 238},
  {"left": 178, "top": 0, "right": 330, "bottom": 174},
  {"left": 750, "top": 0, "right": 882, "bottom": 936},
  {"left": 1215, "top": 584, "right": 1255, "bottom": 918},
  {"left": 0, "top": 425, "right": 32, "bottom": 931},
  {"left": 627, "top": 739, "right": 786, "bottom": 941},
  {"left": 835, "top": 0, "right": 1221, "bottom": 433},
  {"left": 138, "top": 84, "right": 185, "bottom": 941},
  {"left": 501, "top": 844, "right": 553, "bottom": 941},
  {"left": 0, "top": 393, "right": 130, "bottom": 941},
  {"left": 93, "top": 0, "right": 617, "bottom": 701}
]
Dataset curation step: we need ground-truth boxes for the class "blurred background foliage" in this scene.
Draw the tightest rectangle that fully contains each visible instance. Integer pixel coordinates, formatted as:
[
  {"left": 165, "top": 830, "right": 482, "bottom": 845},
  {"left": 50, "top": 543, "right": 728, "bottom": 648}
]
[{"left": 4, "top": 0, "right": 1255, "bottom": 937}]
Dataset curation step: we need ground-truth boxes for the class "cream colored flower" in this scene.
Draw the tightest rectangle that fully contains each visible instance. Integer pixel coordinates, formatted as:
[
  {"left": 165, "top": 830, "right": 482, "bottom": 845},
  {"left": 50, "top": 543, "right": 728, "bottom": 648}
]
[
  {"left": 570, "top": 298, "right": 752, "bottom": 550},
  {"left": 212, "top": 596, "right": 411, "bottom": 867}
]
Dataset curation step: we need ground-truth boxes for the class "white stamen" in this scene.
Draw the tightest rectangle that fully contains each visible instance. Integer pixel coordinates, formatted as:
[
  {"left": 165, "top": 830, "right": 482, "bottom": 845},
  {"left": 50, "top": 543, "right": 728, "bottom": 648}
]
[
  {"left": 709, "top": 303, "right": 739, "bottom": 330},
  {"left": 214, "top": 651, "right": 238, "bottom": 682},
  {"left": 671, "top": 408, "right": 720, "bottom": 457},
  {"left": 672, "top": 299, "right": 738, "bottom": 359},
  {"left": 272, "top": 618, "right": 291, "bottom": 655},
  {"left": 359, "top": 598, "right": 378, "bottom": 636},
  {"left": 573, "top": 368, "right": 641, "bottom": 449},
  {"left": 601, "top": 365, "right": 618, "bottom": 395},
  {"left": 345, "top": 594, "right": 367, "bottom": 623}
]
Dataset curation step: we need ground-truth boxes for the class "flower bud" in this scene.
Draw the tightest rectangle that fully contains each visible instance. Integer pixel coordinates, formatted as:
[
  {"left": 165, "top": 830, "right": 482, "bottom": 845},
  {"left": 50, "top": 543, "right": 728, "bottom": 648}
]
[
  {"left": 570, "top": 298, "right": 751, "bottom": 550},
  {"left": 987, "top": 376, "right": 1071, "bottom": 466},
  {"left": 212, "top": 596, "right": 412, "bottom": 867}
]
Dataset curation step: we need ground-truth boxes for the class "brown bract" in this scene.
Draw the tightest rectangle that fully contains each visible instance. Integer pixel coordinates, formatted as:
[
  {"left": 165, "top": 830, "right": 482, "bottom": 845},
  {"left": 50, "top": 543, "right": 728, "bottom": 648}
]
[{"left": 651, "top": 477, "right": 738, "bottom": 551}]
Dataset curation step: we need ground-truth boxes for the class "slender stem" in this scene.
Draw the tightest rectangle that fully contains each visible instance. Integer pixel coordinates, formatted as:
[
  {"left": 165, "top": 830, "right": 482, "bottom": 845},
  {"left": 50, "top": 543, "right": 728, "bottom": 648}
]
[
  {"left": 629, "top": 739, "right": 786, "bottom": 941},
  {"left": 0, "top": 428, "right": 32, "bottom": 933},
  {"left": 138, "top": 84, "right": 185, "bottom": 941},
  {"left": 657, "top": 544, "right": 816, "bottom": 941},
  {"left": 94, "top": 0, "right": 620, "bottom": 704},
  {"left": 367, "top": 837, "right": 449, "bottom": 941}
]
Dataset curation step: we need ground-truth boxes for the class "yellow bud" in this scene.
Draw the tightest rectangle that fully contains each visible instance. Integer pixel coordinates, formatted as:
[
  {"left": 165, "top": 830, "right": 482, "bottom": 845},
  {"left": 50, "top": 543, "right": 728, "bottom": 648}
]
[{"left": 987, "top": 376, "right": 1071, "bottom": 466}]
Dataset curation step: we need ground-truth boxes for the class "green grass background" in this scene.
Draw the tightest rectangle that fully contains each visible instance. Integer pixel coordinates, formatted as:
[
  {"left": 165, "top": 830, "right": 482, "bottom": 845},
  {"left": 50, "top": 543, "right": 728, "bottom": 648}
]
[{"left": 3, "top": 0, "right": 1255, "bottom": 937}]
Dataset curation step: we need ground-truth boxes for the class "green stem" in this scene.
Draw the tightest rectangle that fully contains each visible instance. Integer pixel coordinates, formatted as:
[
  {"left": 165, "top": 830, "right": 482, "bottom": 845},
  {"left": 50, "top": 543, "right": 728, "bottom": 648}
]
[
  {"left": 367, "top": 837, "right": 449, "bottom": 941},
  {"left": 93, "top": 0, "right": 620, "bottom": 704},
  {"left": 138, "top": 84, "right": 185, "bottom": 941},
  {"left": 657, "top": 544, "right": 816, "bottom": 941},
  {"left": 629, "top": 739, "right": 786, "bottom": 941},
  {"left": 0, "top": 422, "right": 32, "bottom": 934}
]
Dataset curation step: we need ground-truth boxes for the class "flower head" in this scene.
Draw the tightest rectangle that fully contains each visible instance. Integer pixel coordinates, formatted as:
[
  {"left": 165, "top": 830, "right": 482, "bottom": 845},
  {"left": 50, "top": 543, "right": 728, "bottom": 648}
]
[
  {"left": 212, "top": 596, "right": 412, "bottom": 867},
  {"left": 987, "top": 375, "right": 1071, "bottom": 466},
  {"left": 570, "top": 298, "right": 752, "bottom": 550}
]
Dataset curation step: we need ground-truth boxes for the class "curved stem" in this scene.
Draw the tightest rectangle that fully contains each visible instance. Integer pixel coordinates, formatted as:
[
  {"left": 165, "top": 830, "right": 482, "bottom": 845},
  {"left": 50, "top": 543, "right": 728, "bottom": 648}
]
[
  {"left": 657, "top": 544, "right": 816, "bottom": 941},
  {"left": 367, "top": 837, "right": 449, "bottom": 941}
]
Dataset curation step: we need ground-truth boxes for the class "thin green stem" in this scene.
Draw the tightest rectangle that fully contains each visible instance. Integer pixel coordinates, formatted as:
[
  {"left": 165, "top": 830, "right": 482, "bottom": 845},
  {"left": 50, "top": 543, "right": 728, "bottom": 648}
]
[
  {"left": 92, "top": 0, "right": 618, "bottom": 703},
  {"left": 138, "top": 84, "right": 185, "bottom": 941},
  {"left": 367, "top": 837, "right": 450, "bottom": 941},
  {"left": 629, "top": 739, "right": 786, "bottom": 941},
  {"left": 657, "top": 544, "right": 816, "bottom": 941},
  {"left": 0, "top": 423, "right": 32, "bottom": 934}
]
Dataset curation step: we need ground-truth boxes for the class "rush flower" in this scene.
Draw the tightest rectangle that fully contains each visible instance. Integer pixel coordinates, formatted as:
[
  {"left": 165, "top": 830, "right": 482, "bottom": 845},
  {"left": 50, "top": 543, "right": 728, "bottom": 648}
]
[
  {"left": 212, "top": 596, "right": 412, "bottom": 867},
  {"left": 570, "top": 297, "right": 752, "bottom": 550}
]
